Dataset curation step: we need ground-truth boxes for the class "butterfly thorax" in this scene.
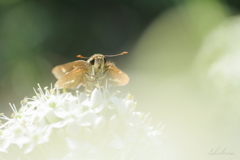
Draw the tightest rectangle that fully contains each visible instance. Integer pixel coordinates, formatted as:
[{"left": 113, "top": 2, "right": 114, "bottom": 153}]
[{"left": 85, "top": 54, "right": 108, "bottom": 84}]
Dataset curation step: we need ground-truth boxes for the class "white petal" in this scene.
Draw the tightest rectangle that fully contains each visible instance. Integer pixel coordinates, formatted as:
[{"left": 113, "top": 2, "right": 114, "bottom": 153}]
[
  {"left": 13, "top": 136, "right": 31, "bottom": 147},
  {"left": 90, "top": 89, "right": 103, "bottom": 107},
  {"left": 125, "top": 128, "right": 137, "bottom": 143},
  {"left": 108, "top": 139, "right": 125, "bottom": 149},
  {"left": 0, "top": 137, "right": 12, "bottom": 151},
  {"left": 56, "top": 128, "right": 66, "bottom": 139},
  {"left": 109, "top": 115, "right": 120, "bottom": 129},
  {"left": 24, "top": 144, "right": 36, "bottom": 154},
  {"left": 93, "top": 104, "right": 105, "bottom": 113},
  {"left": 83, "top": 128, "right": 93, "bottom": 139},
  {"left": 78, "top": 92, "right": 87, "bottom": 102},
  {"left": 51, "top": 120, "right": 69, "bottom": 128},
  {"left": 45, "top": 109, "right": 59, "bottom": 123},
  {"left": 54, "top": 108, "right": 70, "bottom": 119},
  {"left": 109, "top": 97, "right": 127, "bottom": 117},
  {"left": 94, "top": 116, "right": 106, "bottom": 132},
  {"left": 65, "top": 137, "right": 80, "bottom": 150},
  {"left": 65, "top": 122, "right": 81, "bottom": 137},
  {"left": 79, "top": 111, "right": 98, "bottom": 126}
]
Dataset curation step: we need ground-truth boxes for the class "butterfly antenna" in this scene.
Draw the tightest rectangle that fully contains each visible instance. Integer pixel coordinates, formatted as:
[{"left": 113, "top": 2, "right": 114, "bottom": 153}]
[
  {"left": 104, "top": 51, "right": 128, "bottom": 57},
  {"left": 76, "top": 55, "right": 89, "bottom": 59}
]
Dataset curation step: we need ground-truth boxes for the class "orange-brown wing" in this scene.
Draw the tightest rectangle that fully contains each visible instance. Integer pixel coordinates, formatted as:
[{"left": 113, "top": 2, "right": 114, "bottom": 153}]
[
  {"left": 106, "top": 62, "right": 129, "bottom": 86},
  {"left": 52, "top": 60, "right": 88, "bottom": 79},
  {"left": 54, "top": 67, "right": 87, "bottom": 89}
]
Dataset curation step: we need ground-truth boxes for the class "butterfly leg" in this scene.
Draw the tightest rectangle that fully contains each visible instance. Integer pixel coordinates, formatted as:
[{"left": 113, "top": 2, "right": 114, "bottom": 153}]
[
  {"left": 62, "top": 88, "right": 67, "bottom": 93},
  {"left": 84, "top": 72, "right": 95, "bottom": 95}
]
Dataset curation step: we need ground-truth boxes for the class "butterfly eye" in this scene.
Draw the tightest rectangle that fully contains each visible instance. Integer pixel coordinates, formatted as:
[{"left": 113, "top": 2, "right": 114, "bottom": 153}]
[{"left": 90, "top": 59, "right": 95, "bottom": 65}]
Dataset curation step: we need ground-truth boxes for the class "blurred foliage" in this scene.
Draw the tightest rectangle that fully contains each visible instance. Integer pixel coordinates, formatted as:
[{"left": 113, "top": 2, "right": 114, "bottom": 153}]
[{"left": 195, "top": 16, "right": 240, "bottom": 102}]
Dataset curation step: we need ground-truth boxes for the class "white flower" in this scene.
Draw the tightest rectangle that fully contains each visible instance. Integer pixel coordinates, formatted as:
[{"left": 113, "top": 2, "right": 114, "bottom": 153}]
[{"left": 0, "top": 84, "right": 164, "bottom": 160}]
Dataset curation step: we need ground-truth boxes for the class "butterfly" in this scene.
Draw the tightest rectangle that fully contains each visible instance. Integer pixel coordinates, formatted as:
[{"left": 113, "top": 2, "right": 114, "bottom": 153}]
[{"left": 52, "top": 52, "right": 129, "bottom": 92}]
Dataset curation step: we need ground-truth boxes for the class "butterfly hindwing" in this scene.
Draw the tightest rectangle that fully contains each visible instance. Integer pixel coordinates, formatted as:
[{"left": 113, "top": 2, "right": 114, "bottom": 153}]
[{"left": 106, "top": 62, "right": 129, "bottom": 86}]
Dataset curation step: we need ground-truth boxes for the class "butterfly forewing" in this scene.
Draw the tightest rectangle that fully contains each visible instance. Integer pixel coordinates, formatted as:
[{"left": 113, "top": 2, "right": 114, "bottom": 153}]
[
  {"left": 55, "top": 67, "right": 87, "bottom": 89},
  {"left": 106, "top": 62, "right": 129, "bottom": 86},
  {"left": 52, "top": 60, "right": 88, "bottom": 79}
]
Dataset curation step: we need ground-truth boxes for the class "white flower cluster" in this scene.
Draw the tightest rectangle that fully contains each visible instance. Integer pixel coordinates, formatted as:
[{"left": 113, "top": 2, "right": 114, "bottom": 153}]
[{"left": 0, "top": 85, "right": 164, "bottom": 160}]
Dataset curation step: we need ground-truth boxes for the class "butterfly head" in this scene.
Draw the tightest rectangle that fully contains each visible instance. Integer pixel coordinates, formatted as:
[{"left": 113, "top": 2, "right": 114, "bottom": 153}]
[
  {"left": 87, "top": 54, "right": 106, "bottom": 69},
  {"left": 76, "top": 52, "right": 128, "bottom": 69}
]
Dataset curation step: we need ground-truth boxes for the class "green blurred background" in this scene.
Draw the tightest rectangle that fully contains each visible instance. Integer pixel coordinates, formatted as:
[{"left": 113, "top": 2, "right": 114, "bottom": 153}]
[{"left": 1, "top": 0, "right": 240, "bottom": 159}]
